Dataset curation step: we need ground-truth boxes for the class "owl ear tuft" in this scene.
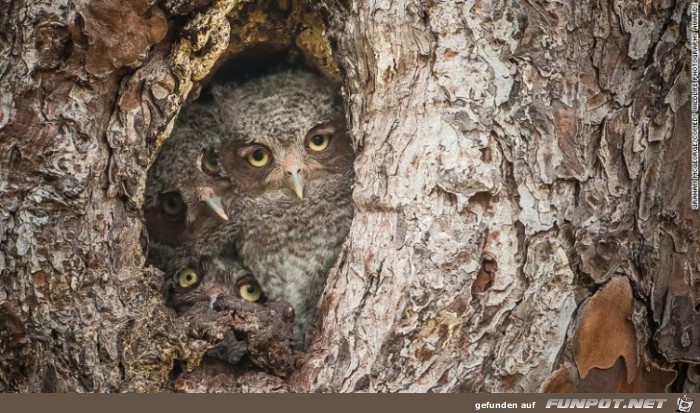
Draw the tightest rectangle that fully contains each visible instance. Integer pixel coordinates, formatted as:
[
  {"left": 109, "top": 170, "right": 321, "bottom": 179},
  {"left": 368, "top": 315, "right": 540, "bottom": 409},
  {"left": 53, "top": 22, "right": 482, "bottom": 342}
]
[{"left": 212, "top": 83, "right": 249, "bottom": 128}]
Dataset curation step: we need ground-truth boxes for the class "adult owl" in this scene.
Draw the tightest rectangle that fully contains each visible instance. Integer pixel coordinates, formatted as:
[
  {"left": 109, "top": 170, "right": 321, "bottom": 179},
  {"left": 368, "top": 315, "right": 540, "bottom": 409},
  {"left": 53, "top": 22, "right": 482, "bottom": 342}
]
[
  {"left": 143, "top": 103, "right": 232, "bottom": 272},
  {"left": 212, "top": 70, "right": 355, "bottom": 348}
]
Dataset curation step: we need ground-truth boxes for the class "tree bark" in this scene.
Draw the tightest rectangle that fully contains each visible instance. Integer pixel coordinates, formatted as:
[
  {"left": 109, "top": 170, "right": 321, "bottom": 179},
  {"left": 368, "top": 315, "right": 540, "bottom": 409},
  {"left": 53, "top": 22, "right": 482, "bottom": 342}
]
[{"left": 0, "top": 0, "right": 697, "bottom": 392}]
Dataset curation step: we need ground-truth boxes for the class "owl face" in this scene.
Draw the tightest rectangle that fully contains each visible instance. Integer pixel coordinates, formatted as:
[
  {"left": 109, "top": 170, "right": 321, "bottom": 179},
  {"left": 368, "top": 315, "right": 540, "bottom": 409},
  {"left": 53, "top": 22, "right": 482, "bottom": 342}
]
[
  {"left": 144, "top": 105, "right": 232, "bottom": 248},
  {"left": 212, "top": 71, "right": 354, "bottom": 204},
  {"left": 164, "top": 256, "right": 266, "bottom": 314},
  {"left": 218, "top": 119, "right": 353, "bottom": 202}
]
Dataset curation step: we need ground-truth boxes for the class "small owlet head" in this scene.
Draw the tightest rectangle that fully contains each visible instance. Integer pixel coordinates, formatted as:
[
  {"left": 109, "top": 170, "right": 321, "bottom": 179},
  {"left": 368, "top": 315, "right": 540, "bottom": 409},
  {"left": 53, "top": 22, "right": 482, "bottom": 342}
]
[{"left": 164, "top": 256, "right": 266, "bottom": 314}]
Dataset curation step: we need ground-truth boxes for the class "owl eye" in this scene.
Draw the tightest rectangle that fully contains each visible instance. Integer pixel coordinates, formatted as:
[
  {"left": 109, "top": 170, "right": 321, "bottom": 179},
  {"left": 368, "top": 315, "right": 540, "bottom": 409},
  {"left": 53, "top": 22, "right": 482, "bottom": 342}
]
[
  {"left": 238, "top": 281, "right": 263, "bottom": 302},
  {"left": 160, "top": 192, "right": 184, "bottom": 216},
  {"left": 307, "top": 134, "right": 330, "bottom": 152},
  {"left": 246, "top": 148, "right": 270, "bottom": 168},
  {"left": 201, "top": 148, "right": 222, "bottom": 175},
  {"left": 176, "top": 268, "right": 200, "bottom": 288}
]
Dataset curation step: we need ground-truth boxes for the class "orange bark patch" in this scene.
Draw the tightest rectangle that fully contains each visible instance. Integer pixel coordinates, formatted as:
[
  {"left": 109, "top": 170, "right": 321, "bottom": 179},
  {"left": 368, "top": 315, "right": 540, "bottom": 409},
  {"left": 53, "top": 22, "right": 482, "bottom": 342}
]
[
  {"left": 31, "top": 271, "right": 47, "bottom": 287},
  {"left": 577, "top": 357, "right": 628, "bottom": 392},
  {"left": 577, "top": 355, "right": 676, "bottom": 392},
  {"left": 472, "top": 253, "right": 496, "bottom": 293},
  {"left": 574, "top": 277, "right": 637, "bottom": 381},
  {"left": 540, "top": 364, "right": 577, "bottom": 393},
  {"left": 618, "top": 358, "right": 676, "bottom": 392}
]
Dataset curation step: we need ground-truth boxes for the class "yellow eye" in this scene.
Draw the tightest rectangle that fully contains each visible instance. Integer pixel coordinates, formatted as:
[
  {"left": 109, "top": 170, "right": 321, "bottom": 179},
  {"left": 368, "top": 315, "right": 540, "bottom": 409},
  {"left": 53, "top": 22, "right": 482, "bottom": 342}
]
[
  {"left": 160, "top": 192, "right": 184, "bottom": 215},
  {"left": 238, "top": 282, "right": 262, "bottom": 302},
  {"left": 246, "top": 148, "right": 270, "bottom": 168},
  {"left": 307, "top": 134, "right": 330, "bottom": 151},
  {"left": 176, "top": 268, "right": 199, "bottom": 288},
  {"left": 201, "top": 148, "right": 222, "bottom": 175}
]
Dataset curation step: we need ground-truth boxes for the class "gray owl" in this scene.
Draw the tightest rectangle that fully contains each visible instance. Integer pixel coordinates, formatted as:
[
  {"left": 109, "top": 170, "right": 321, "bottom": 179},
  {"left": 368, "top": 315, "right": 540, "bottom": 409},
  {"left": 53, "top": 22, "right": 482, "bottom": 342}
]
[
  {"left": 213, "top": 70, "right": 355, "bottom": 348},
  {"left": 164, "top": 255, "right": 266, "bottom": 314},
  {"left": 143, "top": 103, "right": 232, "bottom": 272},
  {"left": 164, "top": 255, "right": 295, "bottom": 368}
]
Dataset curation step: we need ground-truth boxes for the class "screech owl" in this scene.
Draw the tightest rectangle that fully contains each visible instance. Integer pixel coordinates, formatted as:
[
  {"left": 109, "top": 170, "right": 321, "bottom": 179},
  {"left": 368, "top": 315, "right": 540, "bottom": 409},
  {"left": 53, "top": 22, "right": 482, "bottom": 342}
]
[
  {"left": 164, "top": 255, "right": 266, "bottom": 314},
  {"left": 211, "top": 70, "right": 355, "bottom": 348},
  {"left": 143, "top": 103, "right": 233, "bottom": 272},
  {"left": 164, "top": 255, "right": 295, "bottom": 367}
]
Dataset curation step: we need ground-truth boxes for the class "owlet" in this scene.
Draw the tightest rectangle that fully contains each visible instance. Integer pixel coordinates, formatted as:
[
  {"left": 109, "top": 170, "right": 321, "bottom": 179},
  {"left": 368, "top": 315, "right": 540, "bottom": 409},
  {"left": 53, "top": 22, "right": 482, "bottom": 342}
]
[
  {"left": 143, "top": 102, "right": 232, "bottom": 272},
  {"left": 212, "top": 70, "right": 355, "bottom": 348}
]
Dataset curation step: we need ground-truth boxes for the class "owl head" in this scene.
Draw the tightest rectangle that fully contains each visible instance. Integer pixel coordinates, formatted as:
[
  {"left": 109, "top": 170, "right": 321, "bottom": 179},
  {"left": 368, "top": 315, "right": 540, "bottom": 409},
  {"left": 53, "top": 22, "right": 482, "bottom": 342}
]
[
  {"left": 144, "top": 103, "right": 231, "bottom": 249},
  {"left": 210, "top": 71, "right": 354, "bottom": 207},
  {"left": 164, "top": 255, "right": 266, "bottom": 314}
]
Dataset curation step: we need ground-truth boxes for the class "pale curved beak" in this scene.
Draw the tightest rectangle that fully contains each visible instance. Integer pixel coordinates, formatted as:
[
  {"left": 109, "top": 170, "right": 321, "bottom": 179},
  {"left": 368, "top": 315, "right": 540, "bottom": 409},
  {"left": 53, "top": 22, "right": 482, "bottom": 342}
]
[
  {"left": 206, "top": 285, "right": 224, "bottom": 309},
  {"left": 286, "top": 172, "right": 304, "bottom": 200},
  {"left": 204, "top": 196, "right": 228, "bottom": 221},
  {"left": 282, "top": 152, "right": 305, "bottom": 200},
  {"left": 195, "top": 186, "right": 229, "bottom": 221}
]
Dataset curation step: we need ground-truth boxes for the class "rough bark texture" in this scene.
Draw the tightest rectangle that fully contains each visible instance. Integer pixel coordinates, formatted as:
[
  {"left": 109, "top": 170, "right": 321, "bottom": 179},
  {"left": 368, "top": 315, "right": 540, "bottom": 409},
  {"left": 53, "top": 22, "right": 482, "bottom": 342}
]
[
  {"left": 0, "top": 0, "right": 697, "bottom": 392},
  {"left": 296, "top": 0, "right": 697, "bottom": 392}
]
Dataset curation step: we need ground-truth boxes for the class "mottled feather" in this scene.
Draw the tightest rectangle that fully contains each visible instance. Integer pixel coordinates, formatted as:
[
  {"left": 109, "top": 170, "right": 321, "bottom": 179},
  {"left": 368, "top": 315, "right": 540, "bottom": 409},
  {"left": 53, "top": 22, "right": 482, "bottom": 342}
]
[
  {"left": 144, "top": 103, "right": 233, "bottom": 273},
  {"left": 212, "top": 70, "right": 355, "bottom": 347}
]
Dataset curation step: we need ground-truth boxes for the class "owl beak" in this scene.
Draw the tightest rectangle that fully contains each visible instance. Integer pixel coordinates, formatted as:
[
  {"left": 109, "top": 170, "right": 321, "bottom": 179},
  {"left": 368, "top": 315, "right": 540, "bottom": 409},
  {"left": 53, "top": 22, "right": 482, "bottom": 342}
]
[
  {"left": 286, "top": 172, "right": 305, "bottom": 200},
  {"left": 195, "top": 186, "right": 229, "bottom": 221},
  {"left": 206, "top": 285, "right": 225, "bottom": 309},
  {"left": 203, "top": 196, "right": 229, "bottom": 221},
  {"left": 282, "top": 153, "right": 305, "bottom": 200}
]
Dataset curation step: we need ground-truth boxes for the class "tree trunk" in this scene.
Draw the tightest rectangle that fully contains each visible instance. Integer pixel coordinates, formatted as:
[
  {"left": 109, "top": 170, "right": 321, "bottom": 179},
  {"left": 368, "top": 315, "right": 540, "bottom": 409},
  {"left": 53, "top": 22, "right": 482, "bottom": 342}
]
[{"left": 0, "top": 0, "right": 697, "bottom": 392}]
